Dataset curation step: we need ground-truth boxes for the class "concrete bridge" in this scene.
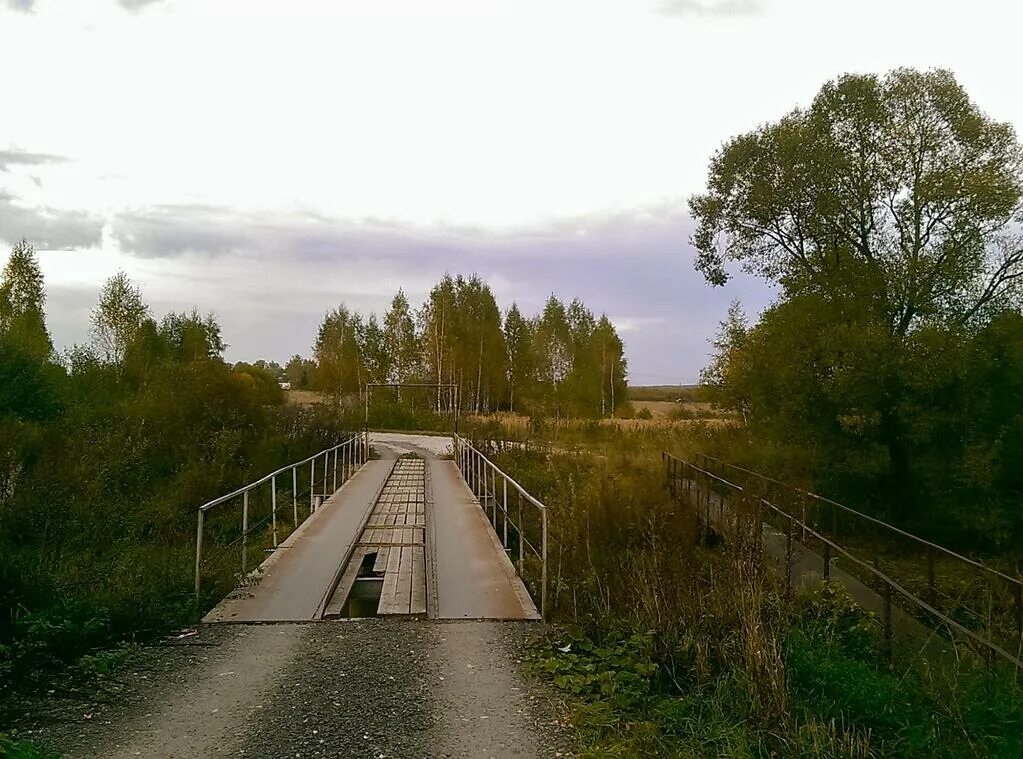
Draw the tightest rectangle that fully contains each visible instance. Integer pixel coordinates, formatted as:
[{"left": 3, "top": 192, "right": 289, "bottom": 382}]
[
  {"left": 39, "top": 433, "right": 561, "bottom": 759},
  {"left": 200, "top": 432, "right": 543, "bottom": 624}
]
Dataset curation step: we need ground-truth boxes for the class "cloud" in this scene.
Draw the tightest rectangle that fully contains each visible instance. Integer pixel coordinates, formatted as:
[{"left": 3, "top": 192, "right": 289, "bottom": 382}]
[
  {"left": 0, "top": 148, "right": 67, "bottom": 172},
  {"left": 118, "top": 0, "right": 164, "bottom": 9},
  {"left": 110, "top": 201, "right": 694, "bottom": 261},
  {"left": 656, "top": 0, "right": 761, "bottom": 17},
  {"left": 0, "top": 191, "right": 104, "bottom": 250},
  {"left": 610, "top": 316, "right": 668, "bottom": 333},
  {"left": 5, "top": 0, "right": 33, "bottom": 12}
]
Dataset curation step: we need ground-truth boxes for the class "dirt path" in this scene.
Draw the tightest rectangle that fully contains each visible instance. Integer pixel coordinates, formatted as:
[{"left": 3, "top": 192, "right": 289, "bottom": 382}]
[{"left": 20, "top": 620, "right": 568, "bottom": 759}]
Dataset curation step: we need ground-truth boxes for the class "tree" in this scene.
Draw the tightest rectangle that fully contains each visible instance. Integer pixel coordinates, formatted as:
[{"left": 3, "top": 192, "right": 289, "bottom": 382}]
[
  {"left": 361, "top": 314, "right": 389, "bottom": 384},
  {"left": 0, "top": 239, "right": 51, "bottom": 359},
  {"left": 691, "top": 68, "right": 1023, "bottom": 331},
  {"left": 253, "top": 360, "right": 285, "bottom": 380},
  {"left": 91, "top": 272, "right": 150, "bottom": 365},
  {"left": 593, "top": 315, "right": 627, "bottom": 417},
  {"left": 160, "top": 310, "right": 225, "bottom": 361},
  {"left": 383, "top": 289, "right": 419, "bottom": 386},
  {"left": 419, "top": 275, "right": 457, "bottom": 411},
  {"left": 503, "top": 303, "right": 534, "bottom": 413},
  {"left": 285, "top": 354, "right": 315, "bottom": 389},
  {"left": 533, "top": 296, "right": 572, "bottom": 416},
  {"left": 689, "top": 68, "right": 1023, "bottom": 514},
  {"left": 314, "top": 306, "right": 365, "bottom": 400},
  {"left": 700, "top": 301, "right": 750, "bottom": 403}
]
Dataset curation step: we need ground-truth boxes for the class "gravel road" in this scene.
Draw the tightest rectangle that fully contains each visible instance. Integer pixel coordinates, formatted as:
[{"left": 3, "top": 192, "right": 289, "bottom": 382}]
[{"left": 17, "top": 620, "right": 570, "bottom": 759}]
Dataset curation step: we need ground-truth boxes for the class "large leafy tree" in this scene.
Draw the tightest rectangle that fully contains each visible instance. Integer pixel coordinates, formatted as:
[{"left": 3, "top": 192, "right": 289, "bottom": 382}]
[
  {"left": 691, "top": 68, "right": 1023, "bottom": 331},
  {"left": 690, "top": 68, "right": 1023, "bottom": 525}
]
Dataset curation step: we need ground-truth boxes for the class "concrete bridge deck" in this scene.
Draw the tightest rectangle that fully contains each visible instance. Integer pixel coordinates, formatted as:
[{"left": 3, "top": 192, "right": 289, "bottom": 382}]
[{"left": 204, "top": 432, "right": 539, "bottom": 623}]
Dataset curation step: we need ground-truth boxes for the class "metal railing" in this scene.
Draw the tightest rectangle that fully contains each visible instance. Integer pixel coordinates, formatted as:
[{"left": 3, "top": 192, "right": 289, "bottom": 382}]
[
  {"left": 194, "top": 433, "right": 368, "bottom": 596},
  {"left": 453, "top": 433, "right": 548, "bottom": 618},
  {"left": 691, "top": 452, "right": 1023, "bottom": 657},
  {"left": 663, "top": 452, "right": 1023, "bottom": 672}
]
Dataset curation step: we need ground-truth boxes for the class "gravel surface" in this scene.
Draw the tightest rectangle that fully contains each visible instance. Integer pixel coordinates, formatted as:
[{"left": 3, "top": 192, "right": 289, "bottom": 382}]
[
  {"left": 16, "top": 620, "right": 571, "bottom": 759},
  {"left": 370, "top": 432, "right": 453, "bottom": 459},
  {"left": 242, "top": 619, "right": 435, "bottom": 758}
]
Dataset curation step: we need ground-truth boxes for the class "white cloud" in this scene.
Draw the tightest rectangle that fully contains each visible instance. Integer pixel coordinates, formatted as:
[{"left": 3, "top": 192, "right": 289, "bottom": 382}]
[
  {"left": 656, "top": 0, "right": 761, "bottom": 16},
  {"left": 610, "top": 316, "right": 668, "bottom": 333}
]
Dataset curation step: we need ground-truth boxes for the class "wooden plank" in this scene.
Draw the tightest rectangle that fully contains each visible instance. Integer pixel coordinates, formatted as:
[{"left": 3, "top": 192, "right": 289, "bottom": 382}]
[
  {"left": 322, "top": 547, "right": 367, "bottom": 618},
  {"left": 396, "top": 545, "right": 413, "bottom": 614},
  {"left": 377, "top": 544, "right": 403, "bottom": 614},
  {"left": 410, "top": 545, "right": 427, "bottom": 615},
  {"left": 373, "top": 547, "right": 389, "bottom": 574}
]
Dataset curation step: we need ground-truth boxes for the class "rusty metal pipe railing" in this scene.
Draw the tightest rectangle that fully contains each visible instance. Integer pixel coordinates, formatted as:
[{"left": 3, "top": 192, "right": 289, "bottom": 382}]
[{"left": 662, "top": 451, "right": 1023, "bottom": 672}]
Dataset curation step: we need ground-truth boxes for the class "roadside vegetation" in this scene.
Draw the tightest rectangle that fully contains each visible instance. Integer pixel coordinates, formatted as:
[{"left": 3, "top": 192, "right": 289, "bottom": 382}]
[
  {"left": 0, "top": 250, "right": 342, "bottom": 723},
  {"left": 486, "top": 436, "right": 1023, "bottom": 757}
]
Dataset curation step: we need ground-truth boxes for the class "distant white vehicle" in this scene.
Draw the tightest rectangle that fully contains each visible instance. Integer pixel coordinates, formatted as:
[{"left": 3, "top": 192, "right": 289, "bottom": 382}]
[{"left": 279, "top": 381, "right": 292, "bottom": 390}]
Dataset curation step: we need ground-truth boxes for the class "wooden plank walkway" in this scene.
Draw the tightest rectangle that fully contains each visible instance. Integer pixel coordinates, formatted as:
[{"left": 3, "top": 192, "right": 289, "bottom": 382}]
[{"left": 325, "top": 458, "right": 428, "bottom": 617}]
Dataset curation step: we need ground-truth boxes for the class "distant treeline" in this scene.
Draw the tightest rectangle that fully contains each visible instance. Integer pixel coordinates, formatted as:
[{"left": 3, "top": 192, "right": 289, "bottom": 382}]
[
  {"left": 275, "top": 274, "right": 629, "bottom": 419},
  {"left": 0, "top": 242, "right": 339, "bottom": 693}
]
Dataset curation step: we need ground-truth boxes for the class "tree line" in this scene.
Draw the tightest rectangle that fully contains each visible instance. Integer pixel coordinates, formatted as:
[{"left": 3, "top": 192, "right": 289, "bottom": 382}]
[
  {"left": 301, "top": 274, "right": 628, "bottom": 418},
  {"left": 693, "top": 68, "right": 1023, "bottom": 552},
  {"left": 0, "top": 243, "right": 338, "bottom": 693}
]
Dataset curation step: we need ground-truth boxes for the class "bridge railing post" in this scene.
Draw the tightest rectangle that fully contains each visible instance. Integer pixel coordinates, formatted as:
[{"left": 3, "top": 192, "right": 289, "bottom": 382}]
[
  {"left": 517, "top": 491, "right": 524, "bottom": 574},
  {"left": 309, "top": 457, "right": 316, "bottom": 513},
  {"left": 491, "top": 466, "right": 498, "bottom": 527},
  {"left": 541, "top": 507, "right": 548, "bottom": 619},
  {"left": 271, "top": 474, "right": 278, "bottom": 548},
  {"left": 241, "top": 489, "right": 249, "bottom": 574},
  {"left": 292, "top": 466, "right": 298, "bottom": 527},
  {"left": 194, "top": 509, "right": 204, "bottom": 596},
  {"left": 502, "top": 477, "right": 509, "bottom": 548},
  {"left": 322, "top": 450, "right": 328, "bottom": 497}
]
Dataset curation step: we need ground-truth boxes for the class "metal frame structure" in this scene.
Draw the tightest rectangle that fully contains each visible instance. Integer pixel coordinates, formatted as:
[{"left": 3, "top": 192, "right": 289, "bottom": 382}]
[
  {"left": 454, "top": 434, "right": 548, "bottom": 618},
  {"left": 663, "top": 451, "right": 1023, "bottom": 671},
  {"left": 194, "top": 435, "right": 367, "bottom": 596}
]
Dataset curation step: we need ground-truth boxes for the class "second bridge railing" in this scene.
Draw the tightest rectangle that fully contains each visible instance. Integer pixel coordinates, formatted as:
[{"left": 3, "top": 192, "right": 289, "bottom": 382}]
[{"left": 453, "top": 434, "right": 549, "bottom": 618}]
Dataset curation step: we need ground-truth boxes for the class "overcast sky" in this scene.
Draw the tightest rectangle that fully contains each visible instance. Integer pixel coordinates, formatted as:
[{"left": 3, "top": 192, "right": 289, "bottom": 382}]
[{"left": 2, "top": 0, "right": 1021, "bottom": 383}]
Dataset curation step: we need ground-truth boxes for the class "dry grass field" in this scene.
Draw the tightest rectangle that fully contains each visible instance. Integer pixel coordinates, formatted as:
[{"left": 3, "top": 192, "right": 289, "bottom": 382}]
[
  {"left": 287, "top": 390, "right": 733, "bottom": 430},
  {"left": 287, "top": 389, "right": 328, "bottom": 406}
]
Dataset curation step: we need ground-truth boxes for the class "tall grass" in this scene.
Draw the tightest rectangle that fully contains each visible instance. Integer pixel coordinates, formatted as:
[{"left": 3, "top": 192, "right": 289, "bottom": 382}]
[{"left": 495, "top": 432, "right": 1023, "bottom": 757}]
